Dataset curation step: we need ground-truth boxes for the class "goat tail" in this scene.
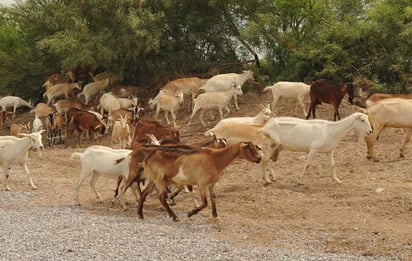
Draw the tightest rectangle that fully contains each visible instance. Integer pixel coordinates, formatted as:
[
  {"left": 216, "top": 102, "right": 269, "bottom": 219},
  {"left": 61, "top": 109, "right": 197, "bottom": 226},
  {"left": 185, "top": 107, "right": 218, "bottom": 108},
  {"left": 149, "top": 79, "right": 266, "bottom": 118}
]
[
  {"left": 263, "top": 86, "right": 273, "bottom": 92},
  {"left": 70, "top": 152, "right": 82, "bottom": 160}
]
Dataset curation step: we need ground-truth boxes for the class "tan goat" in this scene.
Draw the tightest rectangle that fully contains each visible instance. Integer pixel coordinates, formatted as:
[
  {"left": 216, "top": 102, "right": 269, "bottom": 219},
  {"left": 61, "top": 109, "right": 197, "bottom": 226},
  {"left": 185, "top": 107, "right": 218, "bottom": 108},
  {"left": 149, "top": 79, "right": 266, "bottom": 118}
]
[
  {"left": 10, "top": 122, "right": 31, "bottom": 137},
  {"left": 137, "top": 141, "right": 263, "bottom": 221},
  {"left": 111, "top": 115, "right": 131, "bottom": 149},
  {"left": 43, "top": 82, "right": 82, "bottom": 105},
  {"left": 153, "top": 91, "right": 184, "bottom": 127},
  {"left": 30, "top": 103, "right": 56, "bottom": 117}
]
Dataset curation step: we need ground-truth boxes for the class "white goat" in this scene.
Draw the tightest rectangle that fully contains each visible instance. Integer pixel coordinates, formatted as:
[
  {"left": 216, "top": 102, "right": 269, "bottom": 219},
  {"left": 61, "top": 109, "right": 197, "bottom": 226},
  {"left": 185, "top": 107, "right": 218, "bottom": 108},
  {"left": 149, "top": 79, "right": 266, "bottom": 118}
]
[
  {"left": 263, "top": 81, "right": 310, "bottom": 117},
  {"left": 153, "top": 91, "right": 184, "bottom": 127},
  {"left": 43, "top": 82, "right": 82, "bottom": 105},
  {"left": 78, "top": 78, "right": 112, "bottom": 104},
  {"left": 261, "top": 112, "right": 372, "bottom": 184},
  {"left": 32, "top": 114, "right": 43, "bottom": 132},
  {"left": 0, "top": 96, "right": 33, "bottom": 116},
  {"left": 200, "top": 70, "right": 254, "bottom": 110},
  {"left": 0, "top": 130, "right": 45, "bottom": 191},
  {"left": 118, "top": 96, "right": 138, "bottom": 110},
  {"left": 188, "top": 83, "right": 243, "bottom": 127},
  {"left": 98, "top": 93, "right": 121, "bottom": 116},
  {"left": 111, "top": 115, "right": 131, "bottom": 149},
  {"left": 70, "top": 145, "right": 132, "bottom": 208}
]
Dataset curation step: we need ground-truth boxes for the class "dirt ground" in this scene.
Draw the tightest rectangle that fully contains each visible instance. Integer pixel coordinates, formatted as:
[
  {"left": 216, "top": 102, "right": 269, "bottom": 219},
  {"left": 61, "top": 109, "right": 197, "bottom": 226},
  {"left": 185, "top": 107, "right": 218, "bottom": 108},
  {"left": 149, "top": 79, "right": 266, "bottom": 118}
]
[{"left": 2, "top": 90, "right": 411, "bottom": 259}]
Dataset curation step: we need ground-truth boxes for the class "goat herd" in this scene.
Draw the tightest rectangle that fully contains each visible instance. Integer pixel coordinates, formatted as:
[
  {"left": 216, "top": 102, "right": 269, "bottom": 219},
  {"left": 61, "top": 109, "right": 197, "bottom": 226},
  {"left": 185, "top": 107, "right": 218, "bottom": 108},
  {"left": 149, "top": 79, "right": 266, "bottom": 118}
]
[{"left": 1, "top": 70, "right": 411, "bottom": 221}]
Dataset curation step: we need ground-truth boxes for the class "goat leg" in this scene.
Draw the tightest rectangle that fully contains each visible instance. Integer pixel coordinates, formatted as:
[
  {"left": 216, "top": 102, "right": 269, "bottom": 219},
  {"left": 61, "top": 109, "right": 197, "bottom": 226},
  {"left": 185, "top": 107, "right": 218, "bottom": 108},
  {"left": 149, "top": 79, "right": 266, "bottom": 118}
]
[
  {"left": 137, "top": 181, "right": 155, "bottom": 219},
  {"left": 159, "top": 190, "right": 178, "bottom": 221}
]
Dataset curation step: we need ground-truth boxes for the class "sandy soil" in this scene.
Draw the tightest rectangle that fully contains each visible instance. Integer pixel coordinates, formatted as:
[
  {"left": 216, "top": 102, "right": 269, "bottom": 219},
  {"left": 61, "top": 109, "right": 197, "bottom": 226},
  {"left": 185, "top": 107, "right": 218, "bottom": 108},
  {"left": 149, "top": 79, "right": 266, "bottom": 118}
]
[{"left": 1, "top": 91, "right": 411, "bottom": 259}]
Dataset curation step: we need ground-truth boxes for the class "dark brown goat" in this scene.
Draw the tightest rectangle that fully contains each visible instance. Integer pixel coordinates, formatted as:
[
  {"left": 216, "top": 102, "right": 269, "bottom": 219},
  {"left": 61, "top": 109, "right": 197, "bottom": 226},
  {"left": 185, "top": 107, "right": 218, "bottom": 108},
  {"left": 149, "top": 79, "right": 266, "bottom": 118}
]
[
  {"left": 132, "top": 120, "right": 180, "bottom": 145},
  {"left": 306, "top": 79, "right": 355, "bottom": 121},
  {"left": 64, "top": 110, "right": 106, "bottom": 148}
]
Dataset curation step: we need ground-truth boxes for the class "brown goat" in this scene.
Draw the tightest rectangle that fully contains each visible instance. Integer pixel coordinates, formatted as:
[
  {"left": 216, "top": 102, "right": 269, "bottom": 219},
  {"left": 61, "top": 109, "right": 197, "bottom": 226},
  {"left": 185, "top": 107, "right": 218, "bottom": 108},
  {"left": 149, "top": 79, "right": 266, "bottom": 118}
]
[
  {"left": 132, "top": 120, "right": 180, "bottom": 145},
  {"left": 306, "top": 79, "right": 355, "bottom": 121},
  {"left": 137, "top": 141, "right": 263, "bottom": 221},
  {"left": 65, "top": 110, "right": 106, "bottom": 148},
  {"left": 45, "top": 112, "right": 64, "bottom": 146},
  {"left": 115, "top": 136, "right": 228, "bottom": 209}
]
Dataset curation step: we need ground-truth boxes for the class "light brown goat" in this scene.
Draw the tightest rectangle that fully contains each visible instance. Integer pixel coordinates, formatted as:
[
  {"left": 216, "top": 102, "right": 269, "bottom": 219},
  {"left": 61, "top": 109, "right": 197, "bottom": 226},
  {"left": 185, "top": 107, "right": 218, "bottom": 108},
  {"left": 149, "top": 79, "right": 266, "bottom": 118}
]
[
  {"left": 111, "top": 115, "right": 131, "bottom": 149},
  {"left": 137, "top": 141, "right": 263, "bottom": 221},
  {"left": 45, "top": 112, "right": 64, "bottom": 147},
  {"left": 30, "top": 103, "right": 56, "bottom": 117},
  {"left": 10, "top": 122, "right": 31, "bottom": 137},
  {"left": 54, "top": 99, "right": 93, "bottom": 115},
  {"left": 43, "top": 82, "right": 82, "bottom": 105}
]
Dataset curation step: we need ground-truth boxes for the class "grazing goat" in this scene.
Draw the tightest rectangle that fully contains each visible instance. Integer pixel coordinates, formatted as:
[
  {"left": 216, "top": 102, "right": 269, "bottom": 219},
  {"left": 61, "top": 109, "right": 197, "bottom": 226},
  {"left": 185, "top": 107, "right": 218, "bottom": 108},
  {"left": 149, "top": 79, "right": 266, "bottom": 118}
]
[
  {"left": 42, "top": 72, "right": 68, "bottom": 90},
  {"left": 0, "top": 96, "right": 33, "bottom": 117},
  {"left": 0, "top": 130, "right": 45, "bottom": 191},
  {"left": 366, "top": 93, "right": 412, "bottom": 108},
  {"left": 152, "top": 91, "right": 184, "bottom": 127},
  {"left": 70, "top": 145, "right": 132, "bottom": 208},
  {"left": 188, "top": 83, "right": 243, "bottom": 127},
  {"left": 200, "top": 70, "right": 254, "bottom": 110},
  {"left": 261, "top": 112, "right": 372, "bottom": 184},
  {"left": 111, "top": 115, "right": 131, "bottom": 149},
  {"left": 306, "top": 79, "right": 355, "bottom": 121},
  {"left": 263, "top": 81, "right": 310, "bottom": 117},
  {"left": 132, "top": 120, "right": 180, "bottom": 145},
  {"left": 78, "top": 77, "right": 114, "bottom": 104},
  {"left": 10, "top": 122, "right": 31, "bottom": 137},
  {"left": 137, "top": 141, "right": 263, "bottom": 220},
  {"left": 32, "top": 114, "right": 43, "bottom": 132},
  {"left": 355, "top": 99, "right": 412, "bottom": 161},
  {"left": 65, "top": 110, "right": 106, "bottom": 148},
  {"left": 43, "top": 82, "right": 82, "bottom": 105},
  {"left": 30, "top": 103, "right": 56, "bottom": 117},
  {"left": 161, "top": 77, "right": 202, "bottom": 111},
  {"left": 45, "top": 112, "right": 64, "bottom": 146},
  {"left": 54, "top": 99, "right": 93, "bottom": 115}
]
